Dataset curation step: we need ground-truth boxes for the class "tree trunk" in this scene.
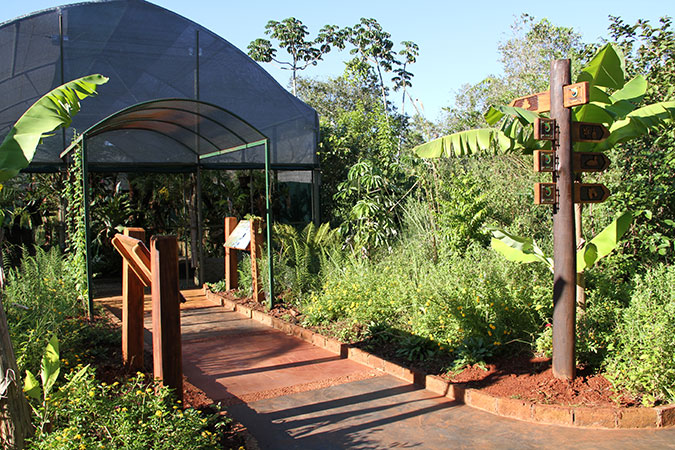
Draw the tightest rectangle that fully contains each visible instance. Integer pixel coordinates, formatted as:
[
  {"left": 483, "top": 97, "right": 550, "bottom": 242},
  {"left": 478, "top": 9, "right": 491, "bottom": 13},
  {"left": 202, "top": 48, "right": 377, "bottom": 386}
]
[
  {"left": 575, "top": 202, "right": 586, "bottom": 314},
  {"left": 0, "top": 285, "right": 34, "bottom": 448}
]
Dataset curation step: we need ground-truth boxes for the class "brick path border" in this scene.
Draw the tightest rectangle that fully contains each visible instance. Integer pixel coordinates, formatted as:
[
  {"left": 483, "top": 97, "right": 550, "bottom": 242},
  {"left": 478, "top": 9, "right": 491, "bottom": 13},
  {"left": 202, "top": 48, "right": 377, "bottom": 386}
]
[{"left": 204, "top": 288, "right": 675, "bottom": 429}]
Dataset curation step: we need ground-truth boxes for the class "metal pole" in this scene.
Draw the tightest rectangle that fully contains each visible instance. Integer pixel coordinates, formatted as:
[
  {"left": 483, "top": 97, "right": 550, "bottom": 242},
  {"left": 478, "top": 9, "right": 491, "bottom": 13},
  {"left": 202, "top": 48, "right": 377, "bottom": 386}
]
[
  {"left": 196, "top": 167, "right": 204, "bottom": 286},
  {"left": 82, "top": 136, "right": 94, "bottom": 319},
  {"left": 264, "top": 140, "right": 274, "bottom": 308},
  {"left": 551, "top": 59, "right": 576, "bottom": 380}
]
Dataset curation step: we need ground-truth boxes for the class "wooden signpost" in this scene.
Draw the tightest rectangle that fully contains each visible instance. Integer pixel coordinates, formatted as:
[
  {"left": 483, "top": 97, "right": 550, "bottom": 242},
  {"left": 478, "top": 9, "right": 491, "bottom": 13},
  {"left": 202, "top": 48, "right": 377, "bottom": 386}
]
[
  {"left": 112, "top": 229, "right": 184, "bottom": 400},
  {"left": 524, "top": 61, "right": 612, "bottom": 380},
  {"left": 224, "top": 217, "right": 264, "bottom": 304}
]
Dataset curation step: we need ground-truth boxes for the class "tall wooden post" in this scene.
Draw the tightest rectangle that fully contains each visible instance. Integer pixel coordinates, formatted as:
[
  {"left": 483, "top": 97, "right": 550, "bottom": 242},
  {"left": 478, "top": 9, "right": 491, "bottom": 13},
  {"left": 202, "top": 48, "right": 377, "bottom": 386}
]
[
  {"left": 250, "top": 219, "right": 264, "bottom": 304},
  {"left": 0, "top": 296, "right": 33, "bottom": 447},
  {"left": 551, "top": 59, "right": 576, "bottom": 380},
  {"left": 122, "top": 227, "right": 145, "bottom": 371},
  {"left": 224, "top": 217, "right": 238, "bottom": 290},
  {"left": 150, "top": 236, "right": 183, "bottom": 401}
]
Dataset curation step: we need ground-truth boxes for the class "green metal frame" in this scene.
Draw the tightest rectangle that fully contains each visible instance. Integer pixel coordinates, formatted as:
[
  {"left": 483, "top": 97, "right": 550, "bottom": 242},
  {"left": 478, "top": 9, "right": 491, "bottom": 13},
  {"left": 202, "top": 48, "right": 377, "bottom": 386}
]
[{"left": 70, "top": 99, "right": 277, "bottom": 311}]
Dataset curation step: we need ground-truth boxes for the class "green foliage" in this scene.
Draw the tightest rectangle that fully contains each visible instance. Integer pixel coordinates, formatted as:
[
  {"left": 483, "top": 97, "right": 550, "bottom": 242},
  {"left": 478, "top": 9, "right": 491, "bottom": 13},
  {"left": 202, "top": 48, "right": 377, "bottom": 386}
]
[
  {"left": 63, "top": 140, "right": 88, "bottom": 302},
  {"left": 0, "top": 74, "right": 107, "bottom": 181},
  {"left": 4, "top": 247, "right": 84, "bottom": 375},
  {"left": 274, "top": 222, "right": 340, "bottom": 300},
  {"left": 606, "top": 265, "right": 675, "bottom": 405},
  {"left": 248, "top": 17, "right": 341, "bottom": 95},
  {"left": 28, "top": 369, "right": 224, "bottom": 449},
  {"left": 435, "top": 173, "right": 490, "bottom": 256}
]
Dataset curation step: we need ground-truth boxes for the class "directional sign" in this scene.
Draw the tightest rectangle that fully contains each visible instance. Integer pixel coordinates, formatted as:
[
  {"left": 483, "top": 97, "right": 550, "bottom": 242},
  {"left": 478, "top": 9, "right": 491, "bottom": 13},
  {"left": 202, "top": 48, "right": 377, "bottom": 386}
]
[
  {"left": 571, "top": 122, "right": 610, "bottom": 143},
  {"left": 534, "top": 182, "right": 557, "bottom": 205},
  {"left": 510, "top": 82, "right": 589, "bottom": 112},
  {"left": 534, "top": 118, "right": 556, "bottom": 141},
  {"left": 534, "top": 150, "right": 556, "bottom": 172},
  {"left": 574, "top": 183, "right": 610, "bottom": 203},
  {"left": 573, "top": 152, "right": 610, "bottom": 172}
]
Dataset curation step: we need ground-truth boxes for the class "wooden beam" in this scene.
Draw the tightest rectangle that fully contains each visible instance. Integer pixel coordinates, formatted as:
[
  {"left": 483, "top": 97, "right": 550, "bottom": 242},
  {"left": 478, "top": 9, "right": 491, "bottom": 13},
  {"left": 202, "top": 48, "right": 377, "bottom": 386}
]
[
  {"left": 122, "top": 227, "right": 145, "bottom": 371},
  {"left": 224, "top": 217, "right": 239, "bottom": 290},
  {"left": 250, "top": 219, "right": 264, "bottom": 304},
  {"left": 151, "top": 236, "right": 183, "bottom": 401}
]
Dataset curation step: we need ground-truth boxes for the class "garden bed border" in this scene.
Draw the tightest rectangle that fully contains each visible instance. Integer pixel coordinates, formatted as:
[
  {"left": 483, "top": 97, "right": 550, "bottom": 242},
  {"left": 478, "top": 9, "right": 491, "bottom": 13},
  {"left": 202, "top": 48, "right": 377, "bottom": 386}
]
[{"left": 204, "top": 287, "right": 675, "bottom": 430}]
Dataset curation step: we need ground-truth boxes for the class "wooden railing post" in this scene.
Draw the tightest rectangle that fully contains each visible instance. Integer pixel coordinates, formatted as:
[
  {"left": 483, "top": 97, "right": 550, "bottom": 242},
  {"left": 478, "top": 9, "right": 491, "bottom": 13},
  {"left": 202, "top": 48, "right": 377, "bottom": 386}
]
[
  {"left": 122, "top": 227, "right": 145, "bottom": 371},
  {"left": 150, "top": 236, "right": 183, "bottom": 401},
  {"left": 250, "top": 219, "right": 264, "bottom": 304},
  {"left": 224, "top": 217, "right": 238, "bottom": 290}
]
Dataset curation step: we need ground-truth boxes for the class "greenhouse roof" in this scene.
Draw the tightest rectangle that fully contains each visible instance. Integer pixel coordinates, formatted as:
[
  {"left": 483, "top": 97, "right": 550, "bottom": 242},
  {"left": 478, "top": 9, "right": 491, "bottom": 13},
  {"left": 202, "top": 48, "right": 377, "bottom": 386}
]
[
  {"left": 60, "top": 98, "right": 270, "bottom": 171},
  {"left": 0, "top": 0, "right": 319, "bottom": 172}
]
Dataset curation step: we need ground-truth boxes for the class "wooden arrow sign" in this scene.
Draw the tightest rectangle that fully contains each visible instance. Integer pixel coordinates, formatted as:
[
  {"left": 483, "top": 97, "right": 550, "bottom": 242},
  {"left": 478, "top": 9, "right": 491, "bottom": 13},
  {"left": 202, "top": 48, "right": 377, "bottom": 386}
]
[
  {"left": 571, "top": 122, "right": 610, "bottom": 142},
  {"left": 510, "top": 82, "right": 589, "bottom": 113},
  {"left": 573, "top": 152, "right": 610, "bottom": 172},
  {"left": 574, "top": 183, "right": 610, "bottom": 203},
  {"left": 534, "top": 182, "right": 557, "bottom": 204}
]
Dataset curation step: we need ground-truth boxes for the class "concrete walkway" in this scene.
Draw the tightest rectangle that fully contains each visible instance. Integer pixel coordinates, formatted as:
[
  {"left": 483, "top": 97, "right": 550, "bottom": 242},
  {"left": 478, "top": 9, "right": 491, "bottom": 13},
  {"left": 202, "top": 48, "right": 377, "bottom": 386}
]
[{"left": 98, "top": 289, "right": 675, "bottom": 449}]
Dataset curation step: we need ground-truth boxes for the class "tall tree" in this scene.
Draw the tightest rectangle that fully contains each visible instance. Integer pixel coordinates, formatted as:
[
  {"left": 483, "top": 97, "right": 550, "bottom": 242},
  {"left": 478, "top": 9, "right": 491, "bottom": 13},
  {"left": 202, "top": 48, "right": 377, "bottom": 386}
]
[
  {"left": 345, "top": 18, "right": 399, "bottom": 110},
  {"left": 247, "top": 18, "right": 343, "bottom": 96},
  {"left": 392, "top": 41, "right": 419, "bottom": 116}
]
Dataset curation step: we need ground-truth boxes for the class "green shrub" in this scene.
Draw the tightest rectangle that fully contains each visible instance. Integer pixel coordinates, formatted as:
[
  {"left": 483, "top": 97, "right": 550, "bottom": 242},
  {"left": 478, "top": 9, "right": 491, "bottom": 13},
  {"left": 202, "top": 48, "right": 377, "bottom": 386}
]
[
  {"left": 606, "top": 264, "right": 675, "bottom": 405},
  {"left": 29, "top": 369, "right": 224, "bottom": 449},
  {"left": 5, "top": 247, "right": 84, "bottom": 375}
]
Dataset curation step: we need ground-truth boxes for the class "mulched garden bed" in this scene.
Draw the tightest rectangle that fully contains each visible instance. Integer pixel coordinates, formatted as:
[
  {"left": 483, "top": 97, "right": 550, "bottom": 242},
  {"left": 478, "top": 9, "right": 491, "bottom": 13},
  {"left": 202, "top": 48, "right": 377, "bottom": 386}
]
[{"left": 220, "top": 291, "right": 640, "bottom": 409}]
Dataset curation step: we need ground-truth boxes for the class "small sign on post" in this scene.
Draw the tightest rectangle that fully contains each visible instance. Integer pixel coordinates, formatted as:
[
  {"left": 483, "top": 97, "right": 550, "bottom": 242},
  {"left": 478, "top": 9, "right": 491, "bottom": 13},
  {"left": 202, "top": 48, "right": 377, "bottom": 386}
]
[
  {"left": 534, "top": 118, "right": 556, "bottom": 141},
  {"left": 534, "top": 182, "right": 557, "bottom": 205},
  {"left": 224, "top": 217, "right": 265, "bottom": 305}
]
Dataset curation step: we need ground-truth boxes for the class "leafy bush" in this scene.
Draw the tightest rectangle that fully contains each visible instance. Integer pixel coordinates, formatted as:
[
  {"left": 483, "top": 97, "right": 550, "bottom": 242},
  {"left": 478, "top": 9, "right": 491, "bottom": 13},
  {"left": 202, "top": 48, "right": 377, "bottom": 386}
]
[
  {"left": 29, "top": 369, "right": 224, "bottom": 449},
  {"left": 606, "top": 264, "right": 675, "bottom": 405},
  {"left": 5, "top": 247, "right": 84, "bottom": 375}
]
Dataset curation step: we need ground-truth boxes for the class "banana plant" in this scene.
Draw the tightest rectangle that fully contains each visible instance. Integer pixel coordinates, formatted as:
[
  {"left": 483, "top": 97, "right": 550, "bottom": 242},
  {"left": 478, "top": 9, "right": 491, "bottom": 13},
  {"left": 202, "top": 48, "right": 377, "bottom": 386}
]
[
  {"left": 414, "top": 43, "right": 675, "bottom": 158},
  {"left": 413, "top": 43, "right": 674, "bottom": 308},
  {"left": 0, "top": 74, "right": 109, "bottom": 181},
  {"left": 23, "top": 336, "right": 89, "bottom": 433},
  {"left": 486, "top": 210, "right": 633, "bottom": 274}
]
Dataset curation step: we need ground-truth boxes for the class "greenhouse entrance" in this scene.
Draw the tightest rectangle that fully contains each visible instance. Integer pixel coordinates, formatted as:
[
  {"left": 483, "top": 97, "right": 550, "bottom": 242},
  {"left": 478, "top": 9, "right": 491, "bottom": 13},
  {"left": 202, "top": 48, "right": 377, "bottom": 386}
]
[{"left": 60, "top": 98, "right": 281, "bottom": 312}]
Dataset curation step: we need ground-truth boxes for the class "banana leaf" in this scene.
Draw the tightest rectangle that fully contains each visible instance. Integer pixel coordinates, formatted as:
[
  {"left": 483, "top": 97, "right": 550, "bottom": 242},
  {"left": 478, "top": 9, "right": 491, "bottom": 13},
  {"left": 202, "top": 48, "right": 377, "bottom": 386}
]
[
  {"left": 576, "top": 211, "right": 633, "bottom": 272},
  {"left": 0, "top": 74, "right": 108, "bottom": 181}
]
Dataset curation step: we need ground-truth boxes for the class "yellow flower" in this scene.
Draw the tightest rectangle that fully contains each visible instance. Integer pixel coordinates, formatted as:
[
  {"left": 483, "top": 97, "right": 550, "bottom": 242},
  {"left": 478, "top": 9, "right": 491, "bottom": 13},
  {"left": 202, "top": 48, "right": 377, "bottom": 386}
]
[
  {"left": 488, "top": 331, "right": 492, "bottom": 336},
  {"left": 74, "top": 434, "right": 82, "bottom": 440},
  {"left": 155, "top": 410, "right": 163, "bottom": 417},
  {"left": 88, "top": 390, "right": 95, "bottom": 398},
  {"left": 489, "top": 324, "right": 496, "bottom": 330}
]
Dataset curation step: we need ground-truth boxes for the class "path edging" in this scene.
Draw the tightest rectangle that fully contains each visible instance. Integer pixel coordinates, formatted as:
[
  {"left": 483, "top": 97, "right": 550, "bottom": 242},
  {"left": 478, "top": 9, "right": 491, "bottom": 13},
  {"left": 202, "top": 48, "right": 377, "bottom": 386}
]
[{"left": 204, "top": 287, "right": 675, "bottom": 430}]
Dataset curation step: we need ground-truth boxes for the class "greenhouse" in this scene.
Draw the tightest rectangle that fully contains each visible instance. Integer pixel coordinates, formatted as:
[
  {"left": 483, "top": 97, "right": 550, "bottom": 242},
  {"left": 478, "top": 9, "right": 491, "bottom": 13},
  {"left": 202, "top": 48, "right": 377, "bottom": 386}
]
[{"left": 0, "top": 0, "right": 321, "bottom": 289}]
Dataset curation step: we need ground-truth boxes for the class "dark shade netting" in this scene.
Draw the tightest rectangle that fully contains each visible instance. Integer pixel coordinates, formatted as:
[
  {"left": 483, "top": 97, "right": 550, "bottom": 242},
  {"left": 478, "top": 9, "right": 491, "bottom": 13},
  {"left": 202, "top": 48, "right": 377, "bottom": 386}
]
[{"left": 0, "top": 0, "right": 319, "bottom": 172}]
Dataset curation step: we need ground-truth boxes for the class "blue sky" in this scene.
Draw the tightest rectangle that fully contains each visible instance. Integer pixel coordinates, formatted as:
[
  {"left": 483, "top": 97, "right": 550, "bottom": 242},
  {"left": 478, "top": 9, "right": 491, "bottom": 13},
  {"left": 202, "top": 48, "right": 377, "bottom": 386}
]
[{"left": 3, "top": 0, "right": 674, "bottom": 121}]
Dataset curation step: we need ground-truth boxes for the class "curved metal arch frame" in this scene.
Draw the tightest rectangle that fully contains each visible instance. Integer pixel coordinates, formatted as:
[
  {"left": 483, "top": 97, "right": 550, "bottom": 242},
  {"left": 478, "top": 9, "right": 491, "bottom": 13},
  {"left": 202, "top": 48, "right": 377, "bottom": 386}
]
[{"left": 61, "top": 98, "right": 274, "bottom": 316}]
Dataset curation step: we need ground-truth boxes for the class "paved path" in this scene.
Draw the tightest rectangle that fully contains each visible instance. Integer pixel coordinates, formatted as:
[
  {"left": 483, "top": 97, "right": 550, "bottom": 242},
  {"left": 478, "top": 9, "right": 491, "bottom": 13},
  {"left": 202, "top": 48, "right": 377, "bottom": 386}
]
[{"left": 98, "top": 289, "right": 675, "bottom": 449}]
